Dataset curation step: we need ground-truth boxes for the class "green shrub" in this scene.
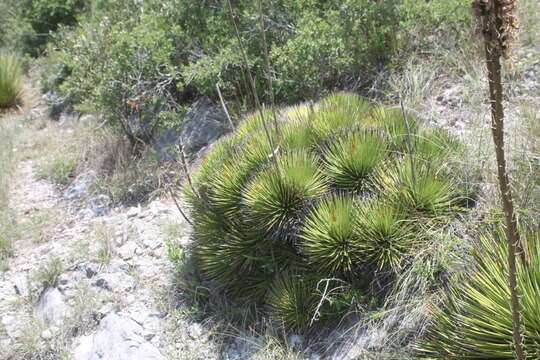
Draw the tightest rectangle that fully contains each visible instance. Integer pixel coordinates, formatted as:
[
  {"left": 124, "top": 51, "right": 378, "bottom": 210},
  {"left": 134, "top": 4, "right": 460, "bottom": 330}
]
[
  {"left": 0, "top": 54, "right": 22, "bottom": 108},
  {"left": 419, "top": 229, "right": 540, "bottom": 359},
  {"left": 0, "top": 0, "right": 86, "bottom": 56},
  {"left": 184, "top": 93, "right": 469, "bottom": 331},
  {"left": 398, "top": 0, "right": 473, "bottom": 52},
  {"left": 38, "top": 0, "right": 473, "bottom": 148},
  {"left": 48, "top": 10, "right": 184, "bottom": 146}
]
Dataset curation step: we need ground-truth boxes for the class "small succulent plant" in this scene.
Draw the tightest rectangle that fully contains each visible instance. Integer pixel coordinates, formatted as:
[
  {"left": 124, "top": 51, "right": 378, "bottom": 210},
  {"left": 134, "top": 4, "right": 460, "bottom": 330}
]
[
  {"left": 419, "top": 229, "right": 540, "bottom": 359},
  {"left": 185, "top": 93, "right": 469, "bottom": 331}
]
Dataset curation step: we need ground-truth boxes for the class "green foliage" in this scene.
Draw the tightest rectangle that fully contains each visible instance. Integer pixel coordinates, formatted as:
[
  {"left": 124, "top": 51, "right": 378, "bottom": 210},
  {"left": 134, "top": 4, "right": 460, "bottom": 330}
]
[
  {"left": 419, "top": 229, "right": 540, "bottom": 359},
  {"left": 245, "top": 150, "right": 327, "bottom": 234},
  {"left": 0, "top": 54, "right": 22, "bottom": 108},
  {"left": 267, "top": 273, "right": 350, "bottom": 332},
  {"left": 0, "top": 0, "right": 86, "bottom": 56},
  {"left": 34, "top": 257, "right": 63, "bottom": 288},
  {"left": 398, "top": 0, "right": 473, "bottom": 52},
  {"left": 302, "top": 196, "right": 360, "bottom": 274},
  {"left": 186, "top": 94, "right": 469, "bottom": 332},
  {"left": 38, "top": 153, "right": 77, "bottom": 185},
  {"left": 323, "top": 131, "right": 387, "bottom": 192},
  {"left": 47, "top": 10, "right": 183, "bottom": 146},
  {"left": 356, "top": 200, "right": 415, "bottom": 271},
  {"left": 376, "top": 161, "right": 460, "bottom": 217},
  {"left": 32, "top": 0, "right": 473, "bottom": 147}
]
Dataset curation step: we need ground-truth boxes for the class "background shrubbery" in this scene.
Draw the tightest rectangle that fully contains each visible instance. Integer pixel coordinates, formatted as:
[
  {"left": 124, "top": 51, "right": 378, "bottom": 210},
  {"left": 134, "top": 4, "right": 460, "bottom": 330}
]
[
  {"left": 29, "top": 0, "right": 472, "bottom": 147},
  {"left": 0, "top": 0, "right": 86, "bottom": 57}
]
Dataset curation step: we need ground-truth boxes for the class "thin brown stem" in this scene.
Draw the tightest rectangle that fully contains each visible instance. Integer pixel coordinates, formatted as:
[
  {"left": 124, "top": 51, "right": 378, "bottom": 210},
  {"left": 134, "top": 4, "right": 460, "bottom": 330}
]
[
  {"left": 216, "top": 83, "right": 235, "bottom": 131},
  {"left": 226, "top": 0, "right": 280, "bottom": 172},
  {"left": 481, "top": 1, "right": 526, "bottom": 358},
  {"left": 178, "top": 142, "right": 198, "bottom": 199},
  {"left": 168, "top": 187, "right": 192, "bottom": 226},
  {"left": 258, "top": 0, "right": 280, "bottom": 137}
]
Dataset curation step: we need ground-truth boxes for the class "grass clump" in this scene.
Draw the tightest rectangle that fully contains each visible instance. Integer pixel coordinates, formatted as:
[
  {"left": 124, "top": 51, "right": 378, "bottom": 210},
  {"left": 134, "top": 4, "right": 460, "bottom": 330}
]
[
  {"left": 0, "top": 54, "right": 22, "bottom": 108},
  {"left": 184, "top": 93, "right": 470, "bottom": 332},
  {"left": 419, "top": 229, "right": 540, "bottom": 359},
  {"left": 34, "top": 257, "right": 63, "bottom": 289},
  {"left": 0, "top": 119, "right": 17, "bottom": 266}
]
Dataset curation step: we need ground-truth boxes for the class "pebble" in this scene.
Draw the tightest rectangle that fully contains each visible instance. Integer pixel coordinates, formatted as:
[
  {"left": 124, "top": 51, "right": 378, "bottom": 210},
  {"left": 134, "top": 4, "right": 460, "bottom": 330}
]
[{"left": 41, "top": 329, "right": 53, "bottom": 340}]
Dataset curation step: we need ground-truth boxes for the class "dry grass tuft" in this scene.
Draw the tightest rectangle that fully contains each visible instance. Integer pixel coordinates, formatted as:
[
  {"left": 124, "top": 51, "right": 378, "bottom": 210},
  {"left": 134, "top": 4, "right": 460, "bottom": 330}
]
[{"left": 0, "top": 117, "right": 18, "bottom": 266}]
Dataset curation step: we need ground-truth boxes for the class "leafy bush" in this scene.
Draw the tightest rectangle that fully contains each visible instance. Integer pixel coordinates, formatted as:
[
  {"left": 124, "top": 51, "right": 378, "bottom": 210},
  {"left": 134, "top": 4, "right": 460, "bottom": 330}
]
[
  {"left": 419, "top": 229, "right": 540, "bottom": 359},
  {"left": 184, "top": 93, "right": 470, "bottom": 331},
  {"left": 0, "top": 0, "right": 86, "bottom": 56},
  {"left": 38, "top": 0, "right": 472, "bottom": 146},
  {"left": 0, "top": 54, "right": 22, "bottom": 108},
  {"left": 49, "top": 8, "right": 184, "bottom": 147},
  {"left": 398, "top": 0, "right": 473, "bottom": 52}
]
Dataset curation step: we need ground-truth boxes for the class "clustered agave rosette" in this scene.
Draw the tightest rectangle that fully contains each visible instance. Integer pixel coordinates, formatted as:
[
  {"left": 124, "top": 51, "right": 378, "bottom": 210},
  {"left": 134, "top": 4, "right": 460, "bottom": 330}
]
[
  {"left": 419, "top": 229, "right": 540, "bottom": 359},
  {"left": 184, "top": 93, "right": 470, "bottom": 332}
]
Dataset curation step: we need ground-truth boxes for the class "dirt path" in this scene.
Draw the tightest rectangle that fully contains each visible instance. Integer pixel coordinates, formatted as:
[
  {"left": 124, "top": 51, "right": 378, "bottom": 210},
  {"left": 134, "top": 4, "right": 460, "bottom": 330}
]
[{"left": 0, "top": 131, "right": 216, "bottom": 359}]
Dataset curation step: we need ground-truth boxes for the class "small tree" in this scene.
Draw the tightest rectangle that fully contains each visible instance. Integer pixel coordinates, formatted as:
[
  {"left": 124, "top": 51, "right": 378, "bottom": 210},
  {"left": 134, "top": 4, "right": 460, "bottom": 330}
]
[{"left": 472, "top": 0, "right": 525, "bottom": 358}]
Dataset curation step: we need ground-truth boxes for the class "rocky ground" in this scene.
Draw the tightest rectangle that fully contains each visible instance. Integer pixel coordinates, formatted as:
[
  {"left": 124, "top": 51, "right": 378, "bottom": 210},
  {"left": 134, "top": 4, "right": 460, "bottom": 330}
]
[
  {"left": 0, "top": 151, "right": 221, "bottom": 359},
  {"left": 0, "top": 84, "right": 232, "bottom": 359}
]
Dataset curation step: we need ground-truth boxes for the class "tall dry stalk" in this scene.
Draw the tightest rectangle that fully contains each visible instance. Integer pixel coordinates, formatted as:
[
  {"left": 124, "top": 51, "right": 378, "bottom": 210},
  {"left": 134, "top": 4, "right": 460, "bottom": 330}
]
[
  {"left": 472, "top": 1, "right": 525, "bottom": 359},
  {"left": 258, "top": 0, "right": 280, "bottom": 137},
  {"left": 226, "top": 0, "right": 278, "bottom": 166}
]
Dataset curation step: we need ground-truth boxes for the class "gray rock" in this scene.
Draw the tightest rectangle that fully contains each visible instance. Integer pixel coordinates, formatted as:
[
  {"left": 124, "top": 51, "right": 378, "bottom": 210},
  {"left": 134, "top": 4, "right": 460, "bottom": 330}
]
[
  {"left": 64, "top": 172, "right": 94, "bottom": 200},
  {"left": 35, "top": 288, "right": 68, "bottom": 327},
  {"left": 153, "top": 97, "right": 229, "bottom": 160},
  {"left": 95, "top": 302, "right": 116, "bottom": 320},
  {"left": 12, "top": 272, "right": 30, "bottom": 298},
  {"left": 188, "top": 323, "right": 203, "bottom": 339},
  {"left": 126, "top": 304, "right": 162, "bottom": 339},
  {"left": 89, "top": 194, "right": 111, "bottom": 217},
  {"left": 1, "top": 314, "right": 21, "bottom": 340},
  {"left": 59, "top": 112, "right": 81, "bottom": 124},
  {"left": 57, "top": 270, "right": 86, "bottom": 292},
  {"left": 41, "top": 328, "right": 54, "bottom": 340},
  {"left": 117, "top": 242, "right": 138, "bottom": 261},
  {"left": 77, "top": 262, "right": 99, "bottom": 279},
  {"left": 42, "top": 91, "right": 65, "bottom": 120},
  {"left": 80, "top": 114, "right": 98, "bottom": 125},
  {"left": 92, "top": 272, "right": 135, "bottom": 292},
  {"left": 142, "top": 238, "right": 161, "bottom": 250},
  {"left": 72, "top": 313, "right": 165, "bottom": 360}
]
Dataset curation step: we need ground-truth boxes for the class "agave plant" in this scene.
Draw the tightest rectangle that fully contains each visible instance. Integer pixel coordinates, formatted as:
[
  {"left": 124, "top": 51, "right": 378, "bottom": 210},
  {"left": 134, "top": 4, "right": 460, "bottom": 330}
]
[
  {"left": 244, "top": 150, "right": 327, "bottom": 234},
  {"left": 267, "top": 272, "right": 351, "bottom": 332},
  {"left": 184, "top": 93, "right": 468, "bottom": 332},
  {"left": 356, "top": 200, "right": 417, "bottom": 271},
  {"left": 323, "top": 130, "right": 387, "bottom": 192},
  {"left": 419, "top": 229, "right": 540, "bottom": 359},
  {"left": 0, "top": 54, "right": 22, "bottom": 108},
  {"left": 376, "top": 161, "right": 459, "bottom": 217},
  {"left": 302, "top": 195, "right": 360, "bottom": 274}
]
